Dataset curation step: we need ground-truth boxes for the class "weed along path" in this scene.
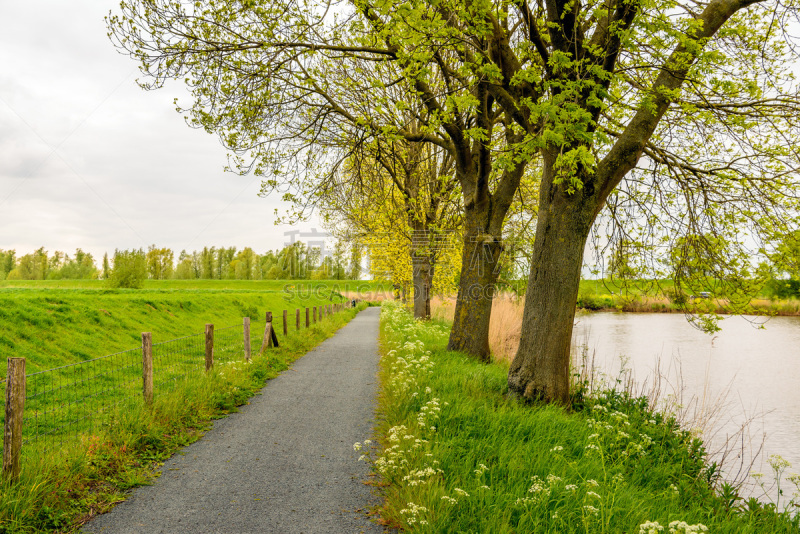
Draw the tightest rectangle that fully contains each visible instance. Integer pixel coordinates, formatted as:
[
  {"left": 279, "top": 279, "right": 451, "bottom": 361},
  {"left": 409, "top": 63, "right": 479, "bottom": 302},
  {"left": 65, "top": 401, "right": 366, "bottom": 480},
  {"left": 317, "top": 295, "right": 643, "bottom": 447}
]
[{"left": 83, "top": 307, "right": 385, "bottom": 534}]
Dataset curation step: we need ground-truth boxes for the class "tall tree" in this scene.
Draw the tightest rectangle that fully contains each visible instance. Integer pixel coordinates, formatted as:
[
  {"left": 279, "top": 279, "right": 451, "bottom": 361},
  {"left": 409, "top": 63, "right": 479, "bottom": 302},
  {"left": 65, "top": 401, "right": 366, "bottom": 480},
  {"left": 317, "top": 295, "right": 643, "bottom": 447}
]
[
  {"left": 146, "top": 245, "right": 175, "bottom": 280},
  {"left": 500, "top": 1, "right": 800, "bottom": 402},
  {"left": 108, "top": 0, "right": 528, "bottom": 359},
  {"left": 349, "top": 243, "right": 363, "bottom": 281},
  {"left": 323, "top": 139, "right": 462, "bottom": 318},
  {"left": 102, "top": 252, "right": 111, "bottom": 280},
  {"left": 110, "top": 0, "right": 800, "bottom": 404},
  {"left": 109, "top": 249, "right": 147, "bottom": 289},
  {"left": 232, "top": 247, "right": 258, "bottom": 279},
  {"left": 0, "top": 250, "right": 15, "bottom": 280},
  {"left": 769, "top": 230, "right": 800, "bottom": 280},
  {"left": 175, "top": 250, "right": 196, "bottom": 279}
]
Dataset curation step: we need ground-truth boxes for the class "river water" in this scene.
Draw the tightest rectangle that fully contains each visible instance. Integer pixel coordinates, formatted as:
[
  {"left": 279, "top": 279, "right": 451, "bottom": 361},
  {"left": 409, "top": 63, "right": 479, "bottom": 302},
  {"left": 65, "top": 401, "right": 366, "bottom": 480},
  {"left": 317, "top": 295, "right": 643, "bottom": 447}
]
[{"left": 571, "top": 311, "right": 800, "bottom": 503}]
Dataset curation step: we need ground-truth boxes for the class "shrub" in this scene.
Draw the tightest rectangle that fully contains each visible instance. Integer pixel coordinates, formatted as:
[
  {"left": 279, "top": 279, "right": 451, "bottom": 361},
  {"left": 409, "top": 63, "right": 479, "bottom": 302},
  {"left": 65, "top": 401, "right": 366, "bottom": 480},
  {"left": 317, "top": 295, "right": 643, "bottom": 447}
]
[
  {"left": 765, "top": 278, "right": 800, "bottom": 299},
  {"left": 107, "top": 249, "right": 146, "bottom": 289}
]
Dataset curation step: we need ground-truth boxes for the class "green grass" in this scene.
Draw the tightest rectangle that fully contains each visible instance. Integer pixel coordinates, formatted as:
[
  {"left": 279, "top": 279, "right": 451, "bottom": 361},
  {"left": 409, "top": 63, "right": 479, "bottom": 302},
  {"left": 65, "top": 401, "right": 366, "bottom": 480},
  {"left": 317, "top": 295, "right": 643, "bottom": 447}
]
[
  {"left": 370, "top": 302, "right": 800, "bottom": 533},
  {"left": 0, "top": 301, "right": 368, "bottom": 533},
  {"left": 0, "top": 278, "right": 390, "bottom": 292},
  {"left": 0, "top": 285, "right": 359, "bottom": 377},
  {"left": 0, "top": 286, "right": 353, "bottom": 453}
]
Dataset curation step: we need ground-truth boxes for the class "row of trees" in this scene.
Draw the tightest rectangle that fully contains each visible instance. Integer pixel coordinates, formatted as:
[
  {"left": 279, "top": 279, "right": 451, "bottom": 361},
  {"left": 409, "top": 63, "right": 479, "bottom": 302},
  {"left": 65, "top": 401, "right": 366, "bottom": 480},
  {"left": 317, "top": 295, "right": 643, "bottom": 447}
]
[
  {"left": 109, "top": 0, "right": 800, "bottom": 403},
  {"left": 0, "top": 243, "right": 364, "bottom": 283},
  {"left": 606, "top": 230, "right": 800, "bottom": 300},
  {"left": 0, "top": 248, "right": 98, "bottom": 281}
]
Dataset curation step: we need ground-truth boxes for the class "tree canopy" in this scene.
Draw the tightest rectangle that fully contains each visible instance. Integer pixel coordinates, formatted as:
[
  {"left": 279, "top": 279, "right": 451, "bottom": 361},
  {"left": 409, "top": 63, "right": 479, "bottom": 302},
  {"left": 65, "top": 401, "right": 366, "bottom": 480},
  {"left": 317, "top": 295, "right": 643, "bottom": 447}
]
[{"left": 109, "top": 0, "right": 800, "bottom": 402}]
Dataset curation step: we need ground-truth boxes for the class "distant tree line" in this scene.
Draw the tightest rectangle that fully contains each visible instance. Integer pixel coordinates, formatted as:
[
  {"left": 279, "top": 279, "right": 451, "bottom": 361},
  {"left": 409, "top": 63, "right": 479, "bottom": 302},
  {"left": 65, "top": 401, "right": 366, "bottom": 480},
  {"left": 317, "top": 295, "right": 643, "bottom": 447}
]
[
  {"left": 0, "top": 242, "right": 363, "bottom": 287},
  {"left": 0, "top": 248, "right": 97, "bottom": 281}
]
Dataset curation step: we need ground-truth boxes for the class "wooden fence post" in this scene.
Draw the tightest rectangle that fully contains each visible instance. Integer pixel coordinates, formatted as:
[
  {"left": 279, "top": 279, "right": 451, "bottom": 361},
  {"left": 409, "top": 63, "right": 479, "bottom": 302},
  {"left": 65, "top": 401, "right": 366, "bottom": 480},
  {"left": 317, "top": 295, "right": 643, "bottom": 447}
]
[
  {"left": 142, "top": 333, "right": 153, "bottom": 405},
  {"left": 259, "top": 312, "right": 280, "bottom": 354},
  {"left": 3, "top": 357, "right": 25, "bottom": 482},
  {"left": 260, "top": 312, "right": 271, "bottom": 353},
  {"left": 205, "top": 324, "right": 214, "bottom": 371},
  {"left": 313, "top": 306, "right": 317, "bottom": 323},
  {"left": 243, "top": 317, "right": 251, "bottom": 362},
  {"left": 283, "top": 310, "right": 288, "bottom": 337},
  {"left": 296, "top": 308, "right": 300, "bottom": 331},
  {"left": 305, "top": 307, "right": 310, "bottom": 327}
]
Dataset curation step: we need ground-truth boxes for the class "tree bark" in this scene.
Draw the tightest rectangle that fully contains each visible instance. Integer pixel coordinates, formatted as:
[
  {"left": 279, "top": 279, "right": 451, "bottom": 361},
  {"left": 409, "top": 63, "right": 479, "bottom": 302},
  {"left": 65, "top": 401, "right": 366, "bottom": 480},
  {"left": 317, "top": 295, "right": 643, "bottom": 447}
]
[
  {"left": 411, "top": 258, "right": 434, "bottom": 319},
  {"left": 411, "top": 225, "right": 435, "bottom": 319},
  {"left": 507, "top": 158, "right": 597, "bottom": 403},
  {"left": 446, "top": 204, "right": 503, "bottom": 362}
]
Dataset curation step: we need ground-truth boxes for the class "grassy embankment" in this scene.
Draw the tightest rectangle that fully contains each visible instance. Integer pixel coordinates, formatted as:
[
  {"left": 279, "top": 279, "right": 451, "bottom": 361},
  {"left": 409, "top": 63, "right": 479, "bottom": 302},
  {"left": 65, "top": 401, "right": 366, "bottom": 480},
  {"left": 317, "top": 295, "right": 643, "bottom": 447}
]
[
  {"left": 0, "top": 278, "right": 389, "bottom": 292},
  {"left": 0, "top": 279, "right": 387, "bottom": 377},
  {"left": 0, "top": 282, "right": 369, "bottom": 532},
  {"left": 368, "top": 302, "right": 800, "bottom": 533}
]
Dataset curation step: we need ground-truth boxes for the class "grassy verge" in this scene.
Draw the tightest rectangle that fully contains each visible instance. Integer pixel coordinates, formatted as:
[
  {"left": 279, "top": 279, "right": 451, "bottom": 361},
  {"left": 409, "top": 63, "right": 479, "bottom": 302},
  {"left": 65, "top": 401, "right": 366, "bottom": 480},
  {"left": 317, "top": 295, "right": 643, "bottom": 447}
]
[
  {"left": 367, "top": 302, "right": 800, "bottom": 533},
  {"left": 0, "top": 303, "right": 367, "bottom": 533}
]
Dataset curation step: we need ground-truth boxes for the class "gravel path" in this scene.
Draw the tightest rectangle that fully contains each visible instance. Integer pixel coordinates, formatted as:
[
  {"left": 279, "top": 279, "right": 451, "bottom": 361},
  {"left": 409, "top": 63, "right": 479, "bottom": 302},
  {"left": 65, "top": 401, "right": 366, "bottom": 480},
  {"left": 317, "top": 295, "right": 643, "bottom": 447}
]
[{"left": 83, "top": 307, "right": 386, "bottom": 534}]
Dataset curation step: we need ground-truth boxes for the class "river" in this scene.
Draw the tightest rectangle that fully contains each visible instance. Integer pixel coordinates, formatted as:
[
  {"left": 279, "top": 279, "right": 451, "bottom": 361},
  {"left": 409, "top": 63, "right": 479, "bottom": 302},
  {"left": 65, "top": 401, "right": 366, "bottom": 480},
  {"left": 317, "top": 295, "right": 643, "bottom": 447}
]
[{"left": 571, "top": 311, "right": 800, "bottom": 504}]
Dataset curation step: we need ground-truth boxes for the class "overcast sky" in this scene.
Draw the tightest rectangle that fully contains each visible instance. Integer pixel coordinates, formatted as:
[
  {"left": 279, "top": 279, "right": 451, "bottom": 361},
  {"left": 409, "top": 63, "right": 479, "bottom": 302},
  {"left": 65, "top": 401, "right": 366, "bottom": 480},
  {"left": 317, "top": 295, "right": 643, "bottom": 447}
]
[{"left": 0, "top": 1, "right": 322, "bottom": 263}]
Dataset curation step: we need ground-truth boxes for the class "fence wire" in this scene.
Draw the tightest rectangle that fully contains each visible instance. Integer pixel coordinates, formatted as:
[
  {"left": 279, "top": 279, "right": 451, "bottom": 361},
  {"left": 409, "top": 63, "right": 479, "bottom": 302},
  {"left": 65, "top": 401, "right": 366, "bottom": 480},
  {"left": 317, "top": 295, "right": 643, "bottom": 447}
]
[
  {"left": 21, "top": 347, "right": 141, "bottom": 452},
  {"left": 151, "top": 331, "right": 205, "bottom": 396},
  {"left": 1, "top": 305, "right": 346, "bottom": 463},
  {"left": 0, "top": 318, "right": 273, "bottom": 459}
]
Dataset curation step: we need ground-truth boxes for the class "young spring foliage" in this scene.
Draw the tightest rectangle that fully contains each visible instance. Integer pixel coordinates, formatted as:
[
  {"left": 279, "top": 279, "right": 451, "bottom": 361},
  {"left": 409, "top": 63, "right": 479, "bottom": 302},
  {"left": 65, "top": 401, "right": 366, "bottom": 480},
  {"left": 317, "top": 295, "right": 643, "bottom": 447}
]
[{"left": 108, "top": 0, "right": 800, "bottom": 402}]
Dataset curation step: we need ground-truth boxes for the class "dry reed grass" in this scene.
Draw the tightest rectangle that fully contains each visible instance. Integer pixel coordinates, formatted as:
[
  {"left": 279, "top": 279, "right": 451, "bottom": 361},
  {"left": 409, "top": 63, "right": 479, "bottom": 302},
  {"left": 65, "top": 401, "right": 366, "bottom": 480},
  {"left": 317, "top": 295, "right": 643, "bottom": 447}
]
[
  {"left": 430, "top": 293, "right": 523, "bottom": 363},
  {"left": 601, "top": 294, "right": 800, "bottom": 316}
]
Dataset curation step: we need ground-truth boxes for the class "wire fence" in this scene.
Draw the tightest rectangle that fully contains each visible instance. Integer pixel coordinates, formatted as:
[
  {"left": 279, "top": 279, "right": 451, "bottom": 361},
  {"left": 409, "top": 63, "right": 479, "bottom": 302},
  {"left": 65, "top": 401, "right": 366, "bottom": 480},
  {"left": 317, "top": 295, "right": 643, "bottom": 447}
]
[
  {"left": 22, "top": 347, "right": 141, "bottom": 452},
  {"left": 150, "top": 331, "right": 207, "bottom": 396},
  {"left": 1, "top": 302, "right": 355, "bottom": 479}
]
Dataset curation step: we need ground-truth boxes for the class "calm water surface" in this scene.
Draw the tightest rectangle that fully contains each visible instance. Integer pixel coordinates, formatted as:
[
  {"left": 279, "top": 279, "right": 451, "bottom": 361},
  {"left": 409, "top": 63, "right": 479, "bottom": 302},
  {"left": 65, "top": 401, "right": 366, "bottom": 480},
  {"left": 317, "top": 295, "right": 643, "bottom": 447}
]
[{"left": 572, "top": 312, "right": 800, "bottom": 501}]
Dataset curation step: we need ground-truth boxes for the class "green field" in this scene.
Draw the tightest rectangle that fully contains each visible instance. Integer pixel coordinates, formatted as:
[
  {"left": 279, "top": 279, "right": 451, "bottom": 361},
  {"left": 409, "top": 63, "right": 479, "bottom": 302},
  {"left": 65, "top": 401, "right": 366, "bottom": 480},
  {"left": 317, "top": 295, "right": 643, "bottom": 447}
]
[
  {"left": 0, "top": 282, "right": 383, "bottom": 461},
  {"left": 0, "top": 281, "right": 372, "bottom": 531},
  {"left": 0, "top": 280, "right": 389, "bottom": 374}
]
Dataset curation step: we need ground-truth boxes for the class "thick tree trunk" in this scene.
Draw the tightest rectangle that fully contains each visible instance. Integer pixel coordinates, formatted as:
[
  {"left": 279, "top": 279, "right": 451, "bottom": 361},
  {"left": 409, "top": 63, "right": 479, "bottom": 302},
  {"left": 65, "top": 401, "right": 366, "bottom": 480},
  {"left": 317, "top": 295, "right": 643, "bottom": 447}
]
[
  {"left": 412, "top": 258, "right": 434, "bottom": 319},
  {"left": 447, "top": 207, "right": 502, "bottom": 362},
  {"left": 508, "top": 162, "right": 597, "bottom": 403},
  {"left": 411, "top": 225, "right": 435, "bottom": 319}
]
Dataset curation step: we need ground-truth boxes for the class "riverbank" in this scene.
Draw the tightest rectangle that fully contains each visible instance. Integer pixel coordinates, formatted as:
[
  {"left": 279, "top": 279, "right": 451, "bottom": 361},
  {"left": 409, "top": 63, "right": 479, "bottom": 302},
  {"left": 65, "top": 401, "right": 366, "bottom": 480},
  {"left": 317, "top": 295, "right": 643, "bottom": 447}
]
[
  {"left": 577, "top": 293, "right": 800, "bottom": 317},
  {"left": 431, "top": 292, "right": 800, "bottom": 364},
  {"left": 370, "top": 302, "right": 800, "bottom": 532}
]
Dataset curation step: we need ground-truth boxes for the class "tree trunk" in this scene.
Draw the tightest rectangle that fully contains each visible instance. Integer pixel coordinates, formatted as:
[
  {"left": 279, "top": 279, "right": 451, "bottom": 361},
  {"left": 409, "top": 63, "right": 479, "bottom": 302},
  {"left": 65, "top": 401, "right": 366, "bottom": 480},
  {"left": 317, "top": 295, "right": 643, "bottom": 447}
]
[
  {"left": 411, "top": 226, "right": 435, "bottom": 319},
  {"left": 447, "top": 206, "right": 502, "bottom": 362},
  {"left": 507, "top": 164, "right": 596, "bottom": 403},
  {"left": 412, "top": 259, "right": 434, "bottom": 319}
]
